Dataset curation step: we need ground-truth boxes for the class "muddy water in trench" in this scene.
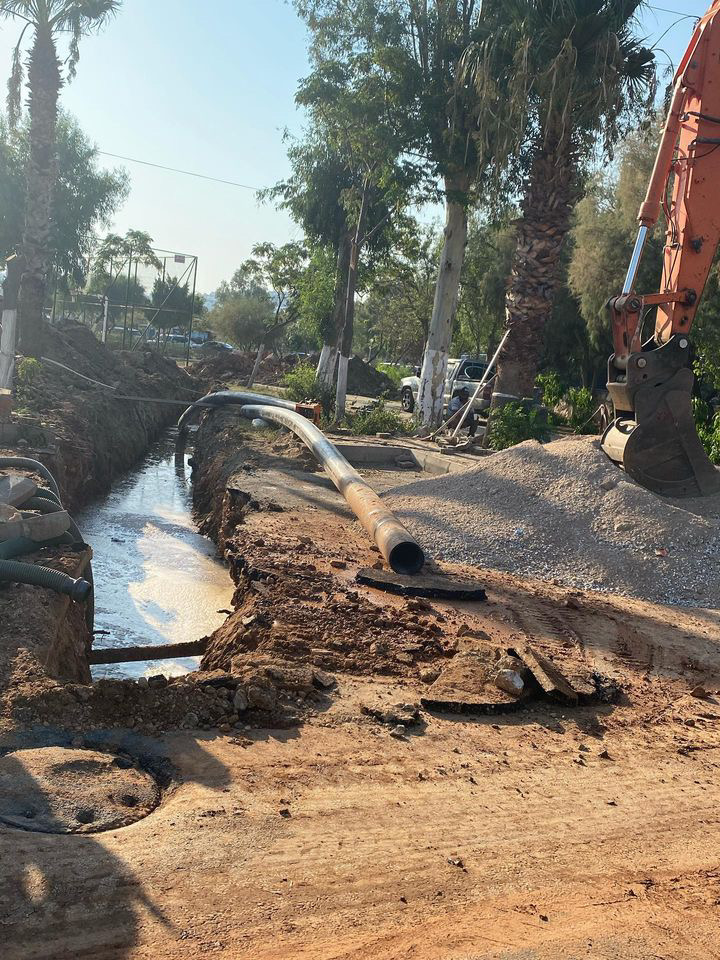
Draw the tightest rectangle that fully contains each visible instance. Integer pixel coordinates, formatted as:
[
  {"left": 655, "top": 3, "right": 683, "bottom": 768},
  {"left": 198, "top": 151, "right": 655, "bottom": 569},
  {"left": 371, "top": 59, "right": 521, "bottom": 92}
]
[{"left": 75, "top": 430, "right": 232, "bottom": 679}]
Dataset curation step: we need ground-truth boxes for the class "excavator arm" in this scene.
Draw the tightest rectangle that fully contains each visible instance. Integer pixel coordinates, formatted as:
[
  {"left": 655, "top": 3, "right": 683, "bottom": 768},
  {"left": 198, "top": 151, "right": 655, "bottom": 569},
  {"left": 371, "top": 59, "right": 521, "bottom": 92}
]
[{"left": 602, "top": 1, "right": 720, "bottom": 497}]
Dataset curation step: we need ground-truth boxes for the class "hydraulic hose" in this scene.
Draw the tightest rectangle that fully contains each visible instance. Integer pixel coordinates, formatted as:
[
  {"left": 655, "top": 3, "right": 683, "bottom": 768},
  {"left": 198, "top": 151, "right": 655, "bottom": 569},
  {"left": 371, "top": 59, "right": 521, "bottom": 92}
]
[
  {"left": 239, "top": 404, "right": 425, "bottom": 575},
  {"left": 0, "top": 457, "right": 60, "bottom": 500},
  {"left": 0, "top": 559, "right": 91, "bottom": 602}
]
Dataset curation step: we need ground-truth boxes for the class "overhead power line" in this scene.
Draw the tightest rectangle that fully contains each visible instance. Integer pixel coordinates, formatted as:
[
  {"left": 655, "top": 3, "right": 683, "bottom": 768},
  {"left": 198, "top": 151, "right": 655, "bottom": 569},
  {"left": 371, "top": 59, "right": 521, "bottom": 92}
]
[{"left": 97, "top": 151, "right": 263, "bottom": 192}]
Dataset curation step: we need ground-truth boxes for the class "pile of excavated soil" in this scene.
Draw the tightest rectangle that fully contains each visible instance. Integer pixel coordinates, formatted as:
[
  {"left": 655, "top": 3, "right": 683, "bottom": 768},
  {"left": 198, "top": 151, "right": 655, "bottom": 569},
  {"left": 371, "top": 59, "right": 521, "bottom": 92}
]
[
  {"left": 345, "top": 357, "right": 396, "bottom": 397},
  {"left": 5, "top": 321, "right": 200, "bottom": 509},
  {"left": 194, "top": 351, "right": 397, "bottom": 398},
  {"left": 193, "top": 351, "right": 294, "bottom": 386},
  {"left": 386, "top": 436, "right": 720, "bottom": 607}
]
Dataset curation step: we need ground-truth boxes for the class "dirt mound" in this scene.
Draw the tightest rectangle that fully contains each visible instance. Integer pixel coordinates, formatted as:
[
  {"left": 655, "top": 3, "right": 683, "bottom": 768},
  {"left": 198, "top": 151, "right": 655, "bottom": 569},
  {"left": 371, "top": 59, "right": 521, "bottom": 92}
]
[
  {"left": 7, "top": 322, "right": 200, "bottom": 509},
  {"left": 346, "top": 357, "right": 396, "bottom": 397},
  {"left": 193, "top": 351, "right": 396, "bottom": 398},
  {"left": 386, "top": 436, "right": 720, "bottom": 607},
  {"left": 193, "top": 351, "right": 296, "bottom": 386}
]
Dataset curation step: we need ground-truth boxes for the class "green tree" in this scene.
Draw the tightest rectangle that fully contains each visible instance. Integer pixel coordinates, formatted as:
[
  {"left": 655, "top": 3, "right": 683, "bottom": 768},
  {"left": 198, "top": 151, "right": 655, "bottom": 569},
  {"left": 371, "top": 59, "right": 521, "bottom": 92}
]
[
  {"left": 210, "top": 242, "right": 307, "bottom": 384},
  {"left": 149, "top": 276, "right": 199, "bottom": 336},
  {"left": 264, "top": 135, "right": 353, "bottom": 380},
  {"left": 294, "top": 47, "right": 418, "bottom": 417},
  {"left": 464, "top": 0, "right": 655, "bottom": 407},
  {"left": 569, "top": 127, "right": 663, "bottom": 349},
  {"left": 1, "top": 0, "right": 122, "bottom": 357},
  {"left": 297, "top": 0, "right": 521, "bottom": 425},
  {"left": 355, "top": 220, "right": 437, "bottom": 363},
  {"left": 454, "top": 212, "right": 516, "bottom": 358},
  {"left": 85, "top": 229, "right": 163, "bottom": 331},
  {"left": 0, "top": 112, "right": 128, "bottom": 285},
  {"left": 211, "top": 293, "right": 274, "bottom": 350},
  {"left": 569, "top": 122, "right": 720, "bottom": 394}
]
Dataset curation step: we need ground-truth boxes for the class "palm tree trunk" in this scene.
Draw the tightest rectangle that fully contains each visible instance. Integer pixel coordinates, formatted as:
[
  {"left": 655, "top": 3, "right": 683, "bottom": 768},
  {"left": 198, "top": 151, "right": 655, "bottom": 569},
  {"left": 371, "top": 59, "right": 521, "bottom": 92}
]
[
  {"left": 18, "top": 23, "right": 61, "bottom": 359},
  {"left": 417, "top": 173, "right": 471, "bottom": 427},
  {"left": 492, "top": 127, "right": 574, "bottom": 405}
]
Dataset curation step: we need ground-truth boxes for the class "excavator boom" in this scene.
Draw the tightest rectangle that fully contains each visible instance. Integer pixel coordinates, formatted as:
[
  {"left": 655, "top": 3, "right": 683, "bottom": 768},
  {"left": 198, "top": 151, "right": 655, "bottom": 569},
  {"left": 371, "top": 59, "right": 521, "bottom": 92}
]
[{"left": 601, "top": 2, "right": 720, "bottom": 498}]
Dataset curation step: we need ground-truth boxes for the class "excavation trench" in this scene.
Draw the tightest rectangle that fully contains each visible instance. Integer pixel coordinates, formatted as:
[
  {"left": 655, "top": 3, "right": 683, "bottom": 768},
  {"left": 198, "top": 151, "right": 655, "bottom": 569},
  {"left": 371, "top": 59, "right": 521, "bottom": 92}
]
[{"left": 76, "top": 429, "right": 233, "bottom": 679}]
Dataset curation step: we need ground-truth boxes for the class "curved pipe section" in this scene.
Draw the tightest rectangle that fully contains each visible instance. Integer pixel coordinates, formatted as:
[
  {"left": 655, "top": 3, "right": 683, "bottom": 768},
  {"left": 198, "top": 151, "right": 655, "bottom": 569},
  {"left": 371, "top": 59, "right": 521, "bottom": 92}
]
[
  {"left": 0, "top": 558, "right": 91, "bottom": 602},
  {"left": 177, "top": 390, "right": 297, "bottom": 438},
  {"left": 0, "top": 457, "right": 93, "bottom": 618},
  {"left": 0, "top": 456, "right": 61, "bottom": 499},
  {"left": 239, "top": 404, "right": 425, "bottom": 575}
]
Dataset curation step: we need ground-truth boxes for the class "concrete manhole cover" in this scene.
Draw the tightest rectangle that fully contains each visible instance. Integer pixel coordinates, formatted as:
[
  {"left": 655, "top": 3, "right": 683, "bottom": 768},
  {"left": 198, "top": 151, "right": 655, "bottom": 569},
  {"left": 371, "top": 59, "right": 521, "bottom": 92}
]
[{"left": 0, "top": 747, "right": 161, "bottom": 833}]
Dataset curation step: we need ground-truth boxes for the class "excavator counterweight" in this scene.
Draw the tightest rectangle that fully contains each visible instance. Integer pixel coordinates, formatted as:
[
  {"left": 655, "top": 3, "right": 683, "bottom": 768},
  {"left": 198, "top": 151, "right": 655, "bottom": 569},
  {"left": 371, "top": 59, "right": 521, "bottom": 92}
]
[{"left": 601, "top": 1, "right": 720, "bottom": 498}]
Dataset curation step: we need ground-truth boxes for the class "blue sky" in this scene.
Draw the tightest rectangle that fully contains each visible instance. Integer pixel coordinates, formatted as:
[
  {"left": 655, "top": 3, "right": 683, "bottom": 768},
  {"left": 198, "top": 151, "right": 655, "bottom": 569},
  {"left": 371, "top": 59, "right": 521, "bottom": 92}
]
[{"left": 0, "top": 1, "right": 711, "bottom": 293}]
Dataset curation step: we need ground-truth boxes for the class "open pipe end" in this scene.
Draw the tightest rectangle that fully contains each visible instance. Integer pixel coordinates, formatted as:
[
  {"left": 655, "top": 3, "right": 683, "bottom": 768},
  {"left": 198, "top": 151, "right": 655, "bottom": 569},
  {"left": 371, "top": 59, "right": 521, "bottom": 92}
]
[
  {"left": 70, "top": 578, "right": 93, "bottom": 603},
  {"left": 388, "top": 541, "right": 425, "bottom": 576}
]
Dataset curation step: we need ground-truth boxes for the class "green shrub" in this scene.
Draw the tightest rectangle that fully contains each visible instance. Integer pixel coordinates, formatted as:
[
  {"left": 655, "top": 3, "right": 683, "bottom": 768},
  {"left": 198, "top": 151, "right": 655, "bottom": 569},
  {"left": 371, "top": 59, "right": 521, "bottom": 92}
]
[
  {"left": 282, "top": 362, "right": 335, "bottom": 417},
  {"left": 345, "top": 400, "right": 413, "bottom": 437},
  {"left": 566, "top": 386, "right": 597, "bottom": 433},
  {"left": 694, "top": 397, "right": 720, "bottom": 464},
  {"left": 15, "top": 357, "right": 42, "bottom": 406},
  {"left": 488, "top": 402, "right": 552, "bottom": 450},
  {"left": 536, "top": 371, "right": 565, "bottom": 408},
  {"left": 376, "top": 363, "right": 414, "bottom": 388}
]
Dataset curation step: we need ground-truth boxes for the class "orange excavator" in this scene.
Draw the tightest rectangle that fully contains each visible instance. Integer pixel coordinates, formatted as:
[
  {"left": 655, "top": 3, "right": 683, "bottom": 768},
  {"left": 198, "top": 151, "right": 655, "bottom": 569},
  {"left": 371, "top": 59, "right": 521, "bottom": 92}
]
[{"left": 602, "top": 1, "right": 720, "bottom": 497}]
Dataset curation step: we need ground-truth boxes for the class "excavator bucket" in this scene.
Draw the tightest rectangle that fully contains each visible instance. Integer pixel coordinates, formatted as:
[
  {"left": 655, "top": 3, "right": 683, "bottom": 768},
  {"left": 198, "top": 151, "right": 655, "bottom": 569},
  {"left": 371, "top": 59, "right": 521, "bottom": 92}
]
[{"left": 602, "top": 365, "right": 720, "bottom": 498}]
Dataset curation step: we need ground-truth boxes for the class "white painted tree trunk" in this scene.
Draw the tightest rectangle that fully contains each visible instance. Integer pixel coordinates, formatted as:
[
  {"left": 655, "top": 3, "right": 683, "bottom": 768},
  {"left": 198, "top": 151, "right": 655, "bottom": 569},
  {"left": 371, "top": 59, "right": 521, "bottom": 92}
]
[
  {"left": 316, "top": 343, "right": 337, "bottom": 388},
  {"left": 335, "top": 354, "right": 349, "bottom": 421},
  {"left": 0, "top": 308, "right": 17, "bottom": 390},
  {"left": 0, "top": 256, "right": 22, "bottom": 390},
  {"left": 417, "top": 177, "right": 470, "bottom": 427},
  {"left": 247, "top": 342, "right": 266, "bottom": 387}
]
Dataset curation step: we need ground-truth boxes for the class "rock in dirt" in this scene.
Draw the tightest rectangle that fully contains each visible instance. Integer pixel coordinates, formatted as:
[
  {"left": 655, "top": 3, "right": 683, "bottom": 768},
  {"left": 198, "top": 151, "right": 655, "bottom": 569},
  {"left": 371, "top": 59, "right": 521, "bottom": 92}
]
[
  {"left": 312, "top": 669, "right": 336, "bottom": 690},
  {"left": 362, "top": 700, "right": 421, "bottom": 728},
  {"left": 494, "top": 669, "right": 525, "bottom": 697}
]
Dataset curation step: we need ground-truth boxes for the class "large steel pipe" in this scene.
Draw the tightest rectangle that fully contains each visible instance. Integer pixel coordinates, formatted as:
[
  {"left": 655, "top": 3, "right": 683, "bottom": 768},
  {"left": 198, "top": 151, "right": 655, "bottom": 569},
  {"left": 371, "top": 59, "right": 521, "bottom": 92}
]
[{"left": 239, "top": 404, "right": 425, "bottom": 575}]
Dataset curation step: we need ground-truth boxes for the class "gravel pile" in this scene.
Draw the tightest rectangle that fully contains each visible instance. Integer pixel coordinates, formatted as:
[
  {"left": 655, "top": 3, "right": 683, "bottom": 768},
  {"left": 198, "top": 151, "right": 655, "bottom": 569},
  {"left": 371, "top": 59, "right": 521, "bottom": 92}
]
[{"left": 386, "top": 436, "right": 720, "bottom": 607}]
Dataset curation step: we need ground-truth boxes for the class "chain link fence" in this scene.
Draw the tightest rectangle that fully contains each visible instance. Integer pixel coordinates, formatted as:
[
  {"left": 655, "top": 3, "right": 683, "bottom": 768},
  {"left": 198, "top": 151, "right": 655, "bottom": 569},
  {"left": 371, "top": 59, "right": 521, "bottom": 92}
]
[{"left": 50, "top": 249, "right": 203, "bottom": 363}]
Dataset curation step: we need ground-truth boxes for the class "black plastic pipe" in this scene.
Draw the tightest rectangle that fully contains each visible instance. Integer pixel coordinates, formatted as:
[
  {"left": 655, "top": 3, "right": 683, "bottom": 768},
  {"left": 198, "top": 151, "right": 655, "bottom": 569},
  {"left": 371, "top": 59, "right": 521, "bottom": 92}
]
[
  {"left": 0, "top": 457, "right": 60, "bottom": 499},
  {"left": 177, "top": 390, "right": 297, "bottom": 437},
  {"left": 0, "top": 558, "right": 91, "bottom": 602}
]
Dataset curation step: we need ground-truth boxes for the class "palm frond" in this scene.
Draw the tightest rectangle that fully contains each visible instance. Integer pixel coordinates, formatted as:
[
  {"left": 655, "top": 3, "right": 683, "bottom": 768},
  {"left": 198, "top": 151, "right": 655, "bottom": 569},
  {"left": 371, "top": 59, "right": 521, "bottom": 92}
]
[
  {"left": 51, "top": 1, "right": 121, "bottom": 79},
  {"left": 6, "top": 26, "right": 29, "bottom": 127}
]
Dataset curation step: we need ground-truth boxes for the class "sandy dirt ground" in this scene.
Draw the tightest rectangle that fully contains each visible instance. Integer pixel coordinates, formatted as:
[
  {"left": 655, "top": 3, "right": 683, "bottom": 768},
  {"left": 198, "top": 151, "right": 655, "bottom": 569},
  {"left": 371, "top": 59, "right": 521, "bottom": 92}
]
[{"left": 4, "top": 422, "right": 720, "bottom": 960}]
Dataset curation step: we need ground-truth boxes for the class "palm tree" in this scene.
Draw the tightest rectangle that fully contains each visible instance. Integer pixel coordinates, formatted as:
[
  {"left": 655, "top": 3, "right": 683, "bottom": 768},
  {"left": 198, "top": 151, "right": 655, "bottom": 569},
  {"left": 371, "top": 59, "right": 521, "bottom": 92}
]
[
  {"left": 1, "top": 1, "right": 121, "bottom": 358},
  {"left": 465, "top": 0, "right": 655, "bottom": 405}
]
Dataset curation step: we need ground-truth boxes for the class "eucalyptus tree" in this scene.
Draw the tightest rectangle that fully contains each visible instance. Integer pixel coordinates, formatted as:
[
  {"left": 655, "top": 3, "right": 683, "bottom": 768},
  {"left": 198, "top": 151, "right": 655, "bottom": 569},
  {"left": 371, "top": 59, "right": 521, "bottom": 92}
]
[
  {"left": 463, "top": 0, "right": 655, "bottom": 405},
  {"left": 0, "top": 0, "right": 121, "bottom": 357},
  {"left": 263, "top": 134, "right": 358, "bottom": 388},
  {"left": 295, "top": 0, "right": 512, "bottom": 426},
  {"left": 292, "top": 39, "right": 419, "bottom": 418}
]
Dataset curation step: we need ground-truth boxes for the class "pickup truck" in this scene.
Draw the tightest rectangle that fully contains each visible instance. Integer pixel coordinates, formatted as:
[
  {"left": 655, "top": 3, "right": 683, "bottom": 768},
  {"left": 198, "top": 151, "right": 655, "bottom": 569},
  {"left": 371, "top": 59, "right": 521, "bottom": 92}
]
[{"left": 400, "top": 356, "right": 491, "bottom": 415}]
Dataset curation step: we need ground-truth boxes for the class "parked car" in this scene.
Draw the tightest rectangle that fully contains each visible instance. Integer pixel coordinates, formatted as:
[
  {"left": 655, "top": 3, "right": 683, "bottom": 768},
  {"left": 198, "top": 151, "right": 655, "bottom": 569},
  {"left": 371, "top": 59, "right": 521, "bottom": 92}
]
[
  {"left": 400, "top": 356, "right": 492, "bottom": 415},
  {"left": 196, "top": 340, "right": 234, "bottom": 353}
]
